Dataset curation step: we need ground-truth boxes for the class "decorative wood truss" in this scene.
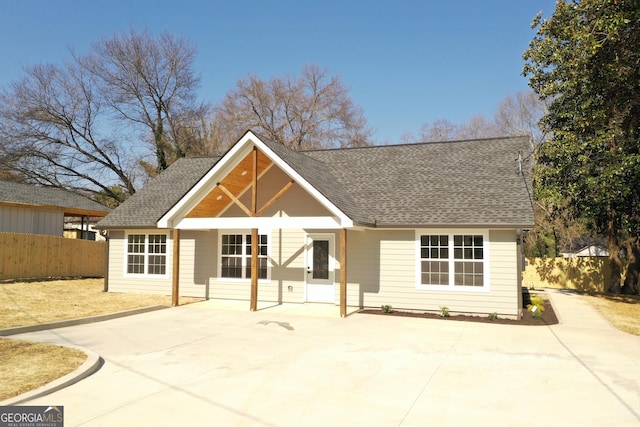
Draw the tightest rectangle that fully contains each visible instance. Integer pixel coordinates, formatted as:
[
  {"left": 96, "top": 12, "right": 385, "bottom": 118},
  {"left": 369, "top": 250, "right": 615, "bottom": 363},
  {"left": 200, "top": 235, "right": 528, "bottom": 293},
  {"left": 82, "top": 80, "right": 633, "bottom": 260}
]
[
  {"left": 171, "top": 141, "right": 348, "bottom": 317},
  {"left": 186, "top": 148, "right": 294, "bottom": 219}
]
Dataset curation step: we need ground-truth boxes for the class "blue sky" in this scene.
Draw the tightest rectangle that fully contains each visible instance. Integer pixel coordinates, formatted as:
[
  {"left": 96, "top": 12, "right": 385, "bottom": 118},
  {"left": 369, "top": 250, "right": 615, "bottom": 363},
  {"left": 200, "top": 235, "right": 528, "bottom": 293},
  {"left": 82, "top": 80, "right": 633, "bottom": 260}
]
[{"left": 0, "top": 0, "right": 557, "bottom": 144}]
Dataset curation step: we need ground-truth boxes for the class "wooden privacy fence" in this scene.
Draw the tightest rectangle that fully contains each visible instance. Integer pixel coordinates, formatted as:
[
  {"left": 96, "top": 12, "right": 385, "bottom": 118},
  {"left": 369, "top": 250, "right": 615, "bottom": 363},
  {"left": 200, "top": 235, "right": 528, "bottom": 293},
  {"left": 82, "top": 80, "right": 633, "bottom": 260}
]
[
  {"left": 523, "top": 256, "right": 610, "bottom": 293},
  {"left": 0, "top": 232, "right": 105, "bottom": 280}
]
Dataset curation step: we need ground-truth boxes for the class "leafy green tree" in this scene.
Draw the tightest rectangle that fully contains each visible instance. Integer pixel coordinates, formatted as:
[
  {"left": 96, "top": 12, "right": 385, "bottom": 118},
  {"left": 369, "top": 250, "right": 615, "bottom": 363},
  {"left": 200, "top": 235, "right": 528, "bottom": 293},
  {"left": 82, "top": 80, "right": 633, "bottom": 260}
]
[{"left": 523, "top": 0, "right": 640, "bottom": 294}]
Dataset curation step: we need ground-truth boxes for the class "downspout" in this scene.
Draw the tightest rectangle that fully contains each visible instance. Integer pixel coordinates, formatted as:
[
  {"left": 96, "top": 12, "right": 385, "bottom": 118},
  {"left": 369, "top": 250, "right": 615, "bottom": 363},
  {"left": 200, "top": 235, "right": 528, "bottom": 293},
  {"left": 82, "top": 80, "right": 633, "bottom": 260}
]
[
  {"left": 103, "top": 232, "right": 109, "bottom": 292},
  {"left": 517, "top": 229, "right": 524, "bottom": 318}
]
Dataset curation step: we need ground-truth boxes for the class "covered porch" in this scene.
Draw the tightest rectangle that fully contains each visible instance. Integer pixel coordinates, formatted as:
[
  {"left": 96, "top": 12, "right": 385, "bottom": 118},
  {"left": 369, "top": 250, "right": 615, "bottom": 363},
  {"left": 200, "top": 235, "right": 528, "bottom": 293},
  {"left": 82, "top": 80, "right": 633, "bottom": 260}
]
[{"left": 158, "top": 134, "right": 356, "bottom": 317}]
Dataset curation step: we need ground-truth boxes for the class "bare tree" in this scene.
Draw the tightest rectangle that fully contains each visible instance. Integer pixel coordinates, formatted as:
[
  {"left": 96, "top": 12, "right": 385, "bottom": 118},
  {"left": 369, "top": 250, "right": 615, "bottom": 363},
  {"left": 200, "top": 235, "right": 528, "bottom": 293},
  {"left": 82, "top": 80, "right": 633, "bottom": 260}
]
[
  {"left": 417, "top": 119, "right": 459, "bottom": 142},
  {"left": 0, "top": 63, "right": 137, "bottom": 203},
  {"left": 214, "top": 64, "right": 373, "bottom": 150},
  {"left": 409, "top": 91, "right": 548, "bottom": 144},
  {"left": 0, "top": 30, "right": 209, "bottom": 206},
  {"left": 493, "top": 91, "right": 551, "bottom": 148},
  {"left": 414, "top": 115, "right": 496, "bottom": 142},
  {"left": 85, "top": 29, "right": 209, "bottom": 172}
]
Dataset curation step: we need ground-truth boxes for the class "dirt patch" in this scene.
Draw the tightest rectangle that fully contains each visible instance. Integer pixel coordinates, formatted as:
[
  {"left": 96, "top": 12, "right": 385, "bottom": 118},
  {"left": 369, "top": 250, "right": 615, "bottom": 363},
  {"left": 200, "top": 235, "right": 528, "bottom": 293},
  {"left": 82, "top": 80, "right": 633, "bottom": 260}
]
[{"left": 360, "top": 291, "right": 558, "bottom": 326}]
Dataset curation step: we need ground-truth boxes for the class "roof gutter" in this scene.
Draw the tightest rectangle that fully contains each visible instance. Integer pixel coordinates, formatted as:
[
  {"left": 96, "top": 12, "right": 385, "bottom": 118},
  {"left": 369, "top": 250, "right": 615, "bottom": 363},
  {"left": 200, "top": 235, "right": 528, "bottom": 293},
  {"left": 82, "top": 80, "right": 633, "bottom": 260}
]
[{"left": 370, "top": 222, "right": 536, "bottom": 230}]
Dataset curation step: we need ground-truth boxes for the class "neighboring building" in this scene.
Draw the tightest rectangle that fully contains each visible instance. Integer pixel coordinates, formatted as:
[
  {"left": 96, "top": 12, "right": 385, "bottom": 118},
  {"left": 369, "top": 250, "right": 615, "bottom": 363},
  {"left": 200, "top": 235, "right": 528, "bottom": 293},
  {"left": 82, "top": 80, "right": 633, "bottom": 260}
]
[
  {"left": 64, "top": 216, "right": 107, "bottom": 241},
  {"left": 0, "top": 181, "right": 111, "bottom": 237},
  {"left": 97, "top": 131, "right": 534, "bottom": 317},
  {"left": 561, "top": 238, "right": 609, "bottom": 258}
]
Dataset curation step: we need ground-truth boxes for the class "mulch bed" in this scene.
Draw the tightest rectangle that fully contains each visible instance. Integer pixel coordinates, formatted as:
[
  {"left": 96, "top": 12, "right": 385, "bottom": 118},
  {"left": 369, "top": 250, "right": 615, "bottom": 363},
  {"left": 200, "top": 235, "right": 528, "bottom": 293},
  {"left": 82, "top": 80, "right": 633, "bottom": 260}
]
[{"left": 359, "top": 290, "right": 558, "bottom": 326}]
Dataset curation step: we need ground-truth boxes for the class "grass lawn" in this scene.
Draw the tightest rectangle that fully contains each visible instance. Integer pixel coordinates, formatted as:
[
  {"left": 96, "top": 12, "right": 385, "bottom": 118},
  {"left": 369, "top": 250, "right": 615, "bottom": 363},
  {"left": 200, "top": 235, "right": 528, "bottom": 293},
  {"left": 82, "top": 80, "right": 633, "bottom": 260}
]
[
  {"left": 0, "top": 278, "right": 202, "bottom": 329},
  {"left": 0, "top": 338, "right": 86, "bottom": 401},
  {"left": 581, "top": 293, "right": 640, "bottom": 336},
  {"left": 0, "top": 278, "right": 203, "bottom": 402}
]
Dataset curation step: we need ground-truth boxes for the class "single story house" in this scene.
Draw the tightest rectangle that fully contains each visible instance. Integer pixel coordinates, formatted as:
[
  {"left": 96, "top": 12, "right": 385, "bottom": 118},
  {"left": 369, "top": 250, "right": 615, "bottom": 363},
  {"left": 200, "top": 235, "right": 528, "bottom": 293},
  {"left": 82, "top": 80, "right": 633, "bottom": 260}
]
[
  {"left": 97, "top": 131, "right": 534, "bottom": 318},
  {"left": 0, "top": 180, "right": 111, "bottom": 237}
]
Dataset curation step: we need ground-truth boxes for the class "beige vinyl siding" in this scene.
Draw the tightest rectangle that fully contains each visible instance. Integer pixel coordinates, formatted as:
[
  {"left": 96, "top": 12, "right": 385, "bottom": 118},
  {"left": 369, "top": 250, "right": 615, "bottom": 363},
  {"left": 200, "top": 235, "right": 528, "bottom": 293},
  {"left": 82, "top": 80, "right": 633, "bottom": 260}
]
[
  {"left": 0, "top": 205, "right": 63, "bottom": 236},
  {"left": 176, "top": 230, "right": 215, "bottom": 298},
  {"left": 345, "top": 230, "right": 415, "bottom": 308},
  {"left": 271, "top": 228, "right": 307, "bottom": 303},
  {"left": 487, "top": 229, "right": 520, "bottom": 315},
  {"left": 346, "top": 229, "right": 520, "bottom": 316}
]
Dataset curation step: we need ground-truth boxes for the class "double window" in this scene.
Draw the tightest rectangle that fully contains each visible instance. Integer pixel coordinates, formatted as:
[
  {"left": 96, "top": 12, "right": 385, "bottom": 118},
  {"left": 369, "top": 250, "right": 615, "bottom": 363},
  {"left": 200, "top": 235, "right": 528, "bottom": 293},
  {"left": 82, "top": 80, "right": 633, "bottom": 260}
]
[
  {"left": 126, "top": 233, "right": 168, "bottom": 276},
  {"left": 220, "top": 232, "right": 269, "bottom": 280},
  {"left": 419, "top": 233, "right": 487, "bottom": 289}
]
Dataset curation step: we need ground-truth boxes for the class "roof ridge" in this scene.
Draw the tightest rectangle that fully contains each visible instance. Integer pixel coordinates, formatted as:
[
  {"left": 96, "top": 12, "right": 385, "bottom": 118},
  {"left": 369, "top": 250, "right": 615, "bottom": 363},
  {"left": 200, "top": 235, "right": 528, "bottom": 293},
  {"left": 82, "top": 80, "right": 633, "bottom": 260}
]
[
  {"left": 301, "top": 134, "right": 531, "bottom": 153},
  {"left": 181, "top": 155, "right": 221, "bottom": 160},
  {"left": 258, "top": 134, "right": 330, "bottom": 167}
]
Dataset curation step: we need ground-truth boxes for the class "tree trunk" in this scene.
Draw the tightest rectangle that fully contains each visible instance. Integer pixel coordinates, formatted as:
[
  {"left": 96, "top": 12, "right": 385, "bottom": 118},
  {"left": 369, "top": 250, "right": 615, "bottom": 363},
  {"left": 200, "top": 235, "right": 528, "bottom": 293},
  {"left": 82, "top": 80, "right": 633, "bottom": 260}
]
[
  {"left": 622, "top": 238, "right": 640, "bottom": 295},
  {"left": 552, "top": 226, "right": 559, "bottom": 257},
  {"left": 155, "top": 108, "right": 168, "bottom": 172},
  {"left": 607, "top": 213, "right": 623, "bottom": 293}
]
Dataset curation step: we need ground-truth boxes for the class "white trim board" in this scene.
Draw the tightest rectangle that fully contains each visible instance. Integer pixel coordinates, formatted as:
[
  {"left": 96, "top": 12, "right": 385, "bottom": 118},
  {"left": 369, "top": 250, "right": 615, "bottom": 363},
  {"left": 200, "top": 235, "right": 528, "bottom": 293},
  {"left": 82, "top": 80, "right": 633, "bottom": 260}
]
[{"left": 175, "top": 216, "right": 344, "bottom": 230}]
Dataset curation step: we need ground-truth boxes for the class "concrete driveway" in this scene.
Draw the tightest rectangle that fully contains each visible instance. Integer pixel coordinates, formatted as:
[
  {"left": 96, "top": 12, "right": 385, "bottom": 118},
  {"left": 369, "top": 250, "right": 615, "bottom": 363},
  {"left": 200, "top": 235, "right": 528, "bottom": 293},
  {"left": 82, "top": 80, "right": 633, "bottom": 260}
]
[{"left": 7, "top": 290, "right": 640, "bottom": 427}]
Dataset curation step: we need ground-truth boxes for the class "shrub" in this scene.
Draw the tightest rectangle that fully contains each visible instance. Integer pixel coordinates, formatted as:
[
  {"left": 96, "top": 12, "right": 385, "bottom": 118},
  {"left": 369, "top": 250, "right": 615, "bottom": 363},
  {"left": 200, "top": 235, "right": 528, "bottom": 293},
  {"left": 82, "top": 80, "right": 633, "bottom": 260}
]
[
  {"left": 527, "top": 295, "right": 545, "bottom": 319},
  {"left": 488, "top": 312, "right": 499, "bottom": 321},
  {"left": 439, "top": 306, "right": 450, "bottom": 317},
  {"left": 381, "top": 304, "right": 393, "bottom": 313}
]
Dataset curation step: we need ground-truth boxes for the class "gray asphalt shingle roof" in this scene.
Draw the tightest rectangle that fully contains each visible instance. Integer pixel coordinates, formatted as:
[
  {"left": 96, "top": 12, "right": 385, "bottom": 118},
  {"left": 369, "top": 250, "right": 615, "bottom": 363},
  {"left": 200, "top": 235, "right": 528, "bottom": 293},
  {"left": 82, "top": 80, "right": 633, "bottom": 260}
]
[
  {"left": 260, "top": 137, "right": 368, "bottom": 224},
  {"left": 305, "top": 136, "right": 534, "bottom": 227},
  {"left": 97, "top": 156, "right": 220, "bottom": 228},
  {"left": 0, "top": 180, "right": 111, "bottom": 215},
  {"left": 98, "top": 134, "right": 534, "bottom": 229}
]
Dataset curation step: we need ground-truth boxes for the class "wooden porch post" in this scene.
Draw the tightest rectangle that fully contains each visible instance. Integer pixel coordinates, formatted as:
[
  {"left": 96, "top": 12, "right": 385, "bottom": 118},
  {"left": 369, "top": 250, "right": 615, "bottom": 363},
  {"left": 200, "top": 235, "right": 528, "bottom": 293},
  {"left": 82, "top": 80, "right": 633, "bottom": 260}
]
[
  {"left": 250, "top": 228, "right": 258, "bottom": 311},
  {"left": 250, "top": 147, "right": 259, "bottom": 311},
  {"left": 172, "top": 229, "right": 180, "bottom": 307},
  {"left": 340, "top": 228, "right": 347, "bottom": 317}
]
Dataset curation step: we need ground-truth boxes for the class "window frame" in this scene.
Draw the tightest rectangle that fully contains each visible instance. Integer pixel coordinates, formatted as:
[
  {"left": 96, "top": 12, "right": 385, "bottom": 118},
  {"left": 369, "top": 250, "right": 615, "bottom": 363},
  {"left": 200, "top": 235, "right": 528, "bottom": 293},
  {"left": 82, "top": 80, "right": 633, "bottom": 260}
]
[
  {"left": 416, "top": 229, "right": 489, "bottom": 292},
  {"left": 217, "top": 229, "right": 271, "bottom": 282},
  {"left": 124, "top": 231, "right": 170, "bottom": 278}
]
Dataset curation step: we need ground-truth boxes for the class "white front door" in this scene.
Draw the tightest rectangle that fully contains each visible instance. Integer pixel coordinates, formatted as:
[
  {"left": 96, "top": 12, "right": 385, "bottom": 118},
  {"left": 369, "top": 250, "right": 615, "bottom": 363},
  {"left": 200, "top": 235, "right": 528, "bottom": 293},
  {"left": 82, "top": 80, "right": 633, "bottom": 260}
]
[{"left": 305, "top": 233, "right": 335, "bottom": 302}]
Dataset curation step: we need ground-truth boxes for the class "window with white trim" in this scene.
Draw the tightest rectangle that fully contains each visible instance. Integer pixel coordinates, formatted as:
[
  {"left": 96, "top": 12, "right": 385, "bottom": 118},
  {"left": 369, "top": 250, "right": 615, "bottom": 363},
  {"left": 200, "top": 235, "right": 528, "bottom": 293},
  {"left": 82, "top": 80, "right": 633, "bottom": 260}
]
[
  {"left": 420, "top": 235, "right": 449, "bottom": 286},
  {"left": 126, "top": 233, "right": 167, "bottom": 275},
  {"left": 453, "top": 235, "right": 484, "bottom": 286},
  {"left": 419, "top": 233, "right": 487, "bottom": 288},
  {"left": 220, "top": 232, "right": 269, "bottom": 280}
]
